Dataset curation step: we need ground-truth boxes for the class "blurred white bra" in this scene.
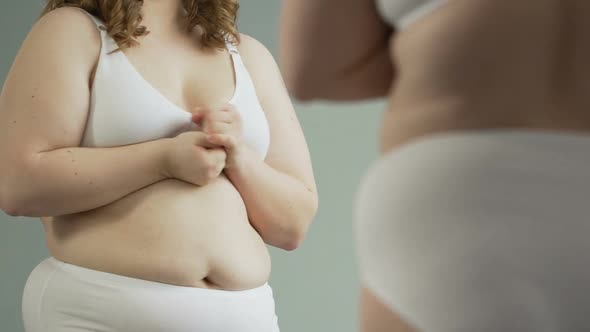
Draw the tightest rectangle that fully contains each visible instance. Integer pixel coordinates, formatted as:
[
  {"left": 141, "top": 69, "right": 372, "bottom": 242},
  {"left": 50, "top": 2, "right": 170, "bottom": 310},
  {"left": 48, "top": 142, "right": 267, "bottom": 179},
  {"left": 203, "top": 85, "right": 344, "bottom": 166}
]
[{"left": 375, "top": 0, "right": 447, "bottom": 30}]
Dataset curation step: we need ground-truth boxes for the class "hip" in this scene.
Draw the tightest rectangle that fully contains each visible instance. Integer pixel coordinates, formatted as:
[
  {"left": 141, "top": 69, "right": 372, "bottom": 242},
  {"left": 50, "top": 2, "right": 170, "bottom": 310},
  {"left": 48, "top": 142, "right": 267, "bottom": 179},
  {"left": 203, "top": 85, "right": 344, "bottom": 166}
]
[
  {"left": 355, "top": 128, "right": 590, "bottom": 264},
  {"left": 22, "top": 257, "right": 280, "bottom": 332},
  {"left": 354, "top": 128, "right": 590, "bottom": 331}
]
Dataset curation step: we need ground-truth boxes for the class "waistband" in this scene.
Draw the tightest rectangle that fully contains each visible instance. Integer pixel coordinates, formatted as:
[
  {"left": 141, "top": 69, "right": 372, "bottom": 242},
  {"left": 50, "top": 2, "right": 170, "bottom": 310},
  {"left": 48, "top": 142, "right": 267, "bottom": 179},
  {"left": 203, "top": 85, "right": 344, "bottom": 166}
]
[
  {"left": 377, "top": 128, "right": 590, "bottom": 170},
  {"left": 45, "top": 257, "right": 272, "bottom": 297}
]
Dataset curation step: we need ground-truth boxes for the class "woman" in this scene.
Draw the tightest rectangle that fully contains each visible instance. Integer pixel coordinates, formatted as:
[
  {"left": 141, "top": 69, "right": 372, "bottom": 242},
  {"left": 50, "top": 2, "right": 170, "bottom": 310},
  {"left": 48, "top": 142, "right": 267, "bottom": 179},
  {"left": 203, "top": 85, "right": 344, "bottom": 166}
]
[
  {"left": 281, "top": 1, "right": 590, "bottom": 331},
  {"left": 0, "top": 0, "right": 318, "bottom": 331}
]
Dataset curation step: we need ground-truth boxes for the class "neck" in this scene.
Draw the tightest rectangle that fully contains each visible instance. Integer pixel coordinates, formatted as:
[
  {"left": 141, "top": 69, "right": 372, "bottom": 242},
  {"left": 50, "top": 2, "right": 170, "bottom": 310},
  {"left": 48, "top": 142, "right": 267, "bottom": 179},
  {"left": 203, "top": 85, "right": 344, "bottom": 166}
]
[{"left": 141, "top": 0, "right": 187, "bottom": 33}]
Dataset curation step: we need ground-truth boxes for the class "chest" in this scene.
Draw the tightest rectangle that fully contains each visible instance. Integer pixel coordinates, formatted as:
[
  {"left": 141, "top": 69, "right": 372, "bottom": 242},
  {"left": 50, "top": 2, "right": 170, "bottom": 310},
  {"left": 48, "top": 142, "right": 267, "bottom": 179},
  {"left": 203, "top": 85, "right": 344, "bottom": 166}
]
[
  {"left": 82, "top": 42, "right": 270, "bottom": 158},
  {"left": 120, "top": 41, "right": 237, "bottom": 111}
]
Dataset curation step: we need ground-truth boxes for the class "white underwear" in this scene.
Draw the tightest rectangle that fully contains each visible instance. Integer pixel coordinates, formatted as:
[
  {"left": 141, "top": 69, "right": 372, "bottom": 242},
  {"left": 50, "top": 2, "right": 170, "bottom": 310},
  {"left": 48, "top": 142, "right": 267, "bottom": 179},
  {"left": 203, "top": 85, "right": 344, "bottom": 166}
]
[
  {"left": 355, "top": 129, "right": 590, "bottom": 332},
  {"left": 22, "top": 257, "right": 280, "bottom": 332}
]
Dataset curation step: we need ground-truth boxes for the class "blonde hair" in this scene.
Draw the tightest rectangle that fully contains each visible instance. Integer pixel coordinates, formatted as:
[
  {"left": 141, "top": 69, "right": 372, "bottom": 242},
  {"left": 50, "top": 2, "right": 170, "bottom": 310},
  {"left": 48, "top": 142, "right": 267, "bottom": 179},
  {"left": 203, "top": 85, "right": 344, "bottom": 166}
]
[{"left": 42, "top": 0, "right": 240, "bottom": 50}]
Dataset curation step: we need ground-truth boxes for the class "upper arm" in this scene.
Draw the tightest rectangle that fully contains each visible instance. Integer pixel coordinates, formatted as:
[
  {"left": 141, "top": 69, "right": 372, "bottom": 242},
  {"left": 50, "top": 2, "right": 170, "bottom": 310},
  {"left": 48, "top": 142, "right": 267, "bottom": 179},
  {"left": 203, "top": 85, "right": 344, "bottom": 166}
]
[
  {"left": 238, "top": 34, "right": 317, "bottom": 197},
  {"left": 280, "top": 0, "right": 395, "bottom": 101},
  {"left": 0, "top": 8, "right": 100, "bottom": 166}
]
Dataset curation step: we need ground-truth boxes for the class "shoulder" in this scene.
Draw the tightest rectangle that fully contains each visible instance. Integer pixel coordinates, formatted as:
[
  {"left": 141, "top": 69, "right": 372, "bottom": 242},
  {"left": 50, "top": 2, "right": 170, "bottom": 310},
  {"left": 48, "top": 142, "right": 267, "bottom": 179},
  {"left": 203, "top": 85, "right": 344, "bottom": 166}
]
[
  {"left": 235, "top": 33, "right": 284, "bottom": 97},
  {"left": 234, "top": 34, "right": 292, "bottom": 112},
  {"left": 30, "top": 7, "right": 101, "bottom": 54},
  {"left": 37, "top": 7, "right": 101, "bottom": 33},
  {"left": 236, "top": 33, "right": 277, "bottom": 73}
]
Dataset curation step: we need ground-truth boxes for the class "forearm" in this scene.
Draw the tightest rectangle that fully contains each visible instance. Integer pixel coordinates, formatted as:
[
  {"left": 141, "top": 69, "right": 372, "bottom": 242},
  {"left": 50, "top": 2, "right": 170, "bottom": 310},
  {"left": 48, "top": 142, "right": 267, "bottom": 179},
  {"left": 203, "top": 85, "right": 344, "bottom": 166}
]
[
  {"left": 225, "top": 148, "right": 318, "bottom": 251},
  {"left": 1, "top": 139, "right": 169, "bottom": 217}
]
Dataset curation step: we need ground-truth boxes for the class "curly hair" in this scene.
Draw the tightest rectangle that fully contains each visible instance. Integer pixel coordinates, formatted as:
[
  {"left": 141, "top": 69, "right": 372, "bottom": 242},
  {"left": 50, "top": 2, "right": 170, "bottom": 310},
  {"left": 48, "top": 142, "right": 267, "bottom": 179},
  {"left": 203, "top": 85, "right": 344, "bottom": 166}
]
[{"left": 42, "top": 0, "right": 240, "bottom": 50}]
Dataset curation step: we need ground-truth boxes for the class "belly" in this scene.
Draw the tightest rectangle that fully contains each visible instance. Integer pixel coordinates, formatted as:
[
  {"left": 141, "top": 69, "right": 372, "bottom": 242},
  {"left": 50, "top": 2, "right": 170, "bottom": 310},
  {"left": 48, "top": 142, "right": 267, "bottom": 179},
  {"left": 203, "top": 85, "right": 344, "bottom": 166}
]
[
  {"left": 43, "top": 175, "right": 271, "bottom": 291},
  {"left": 380, "top": 0, "right": 590, "bottom": 152}
]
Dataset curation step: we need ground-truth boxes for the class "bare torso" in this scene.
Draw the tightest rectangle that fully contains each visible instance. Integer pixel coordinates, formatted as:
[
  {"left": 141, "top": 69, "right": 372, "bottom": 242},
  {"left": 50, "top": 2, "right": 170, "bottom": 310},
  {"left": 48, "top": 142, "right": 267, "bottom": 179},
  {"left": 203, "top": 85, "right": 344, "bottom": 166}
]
[
  {"left": 43, "top": 26, "right": 270, "bottom": 291},
  {"left": 381, "top": 0, "right": 590, "bottom": 152}
]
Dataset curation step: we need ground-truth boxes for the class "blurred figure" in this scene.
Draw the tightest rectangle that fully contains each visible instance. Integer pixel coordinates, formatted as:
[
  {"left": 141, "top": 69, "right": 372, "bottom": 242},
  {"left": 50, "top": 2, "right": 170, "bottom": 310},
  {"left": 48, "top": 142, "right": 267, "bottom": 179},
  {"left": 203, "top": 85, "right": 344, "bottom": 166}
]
[{"left": 281, "top": 1, "right": 590, "bottom": 331}]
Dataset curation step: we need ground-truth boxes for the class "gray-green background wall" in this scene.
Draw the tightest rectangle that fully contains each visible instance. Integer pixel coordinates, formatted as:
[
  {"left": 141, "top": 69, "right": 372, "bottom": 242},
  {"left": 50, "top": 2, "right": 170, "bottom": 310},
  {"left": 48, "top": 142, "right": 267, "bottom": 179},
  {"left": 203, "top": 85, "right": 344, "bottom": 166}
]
[{"left": 0, "top": 1, "right": 384, "bottom": 331}]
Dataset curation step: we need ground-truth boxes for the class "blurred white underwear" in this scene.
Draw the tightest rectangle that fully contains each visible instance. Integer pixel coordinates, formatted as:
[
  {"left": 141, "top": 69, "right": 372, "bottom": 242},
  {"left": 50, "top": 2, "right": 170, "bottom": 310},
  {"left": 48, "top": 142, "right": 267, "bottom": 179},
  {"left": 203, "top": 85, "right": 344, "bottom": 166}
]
[
  {"left": 355, "top": 129, "right": 590, "bottom": 332},
  {"left": 22, "top": 257, "right": 280, "bottom": 332}
]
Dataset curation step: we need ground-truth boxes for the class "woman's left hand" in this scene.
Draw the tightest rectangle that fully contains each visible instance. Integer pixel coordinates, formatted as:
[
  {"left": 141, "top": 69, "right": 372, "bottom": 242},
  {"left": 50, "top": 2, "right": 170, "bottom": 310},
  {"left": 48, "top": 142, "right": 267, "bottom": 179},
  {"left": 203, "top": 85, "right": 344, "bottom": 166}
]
[{"left": 192, "top": 104, "right": 246, "bottom": 169}]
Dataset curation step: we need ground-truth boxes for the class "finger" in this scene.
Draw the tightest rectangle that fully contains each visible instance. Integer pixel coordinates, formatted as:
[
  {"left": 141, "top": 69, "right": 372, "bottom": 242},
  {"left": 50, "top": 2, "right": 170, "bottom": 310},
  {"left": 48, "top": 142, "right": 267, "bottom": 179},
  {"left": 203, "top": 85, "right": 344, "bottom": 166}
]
[
  {"left": 208, "top": 149, "right": 228, "bottom": 170},
  {"left": 206, "top": 134, "right": 237, "bottom": 151},
  {"left": 205, "top": 104, "right": 239, "bottom": 121},
  {"left": 200, "top": 140, "right": 220, "bottom": 149},
  {"left": 213, "top": 148, "right": 228, "bottom": 163},
  {"left": 204, "top": 109, "right": 234, "bottom": 125},
  {"left": 204, "top": 122, "right": 233, "bottom": 135},
  {"left": 192, "top": 131, "right": 220, "bottom": 149},
  {"left": 221, "top": 104, "right": 241, "bottom": 124},
  {"left": 221, "top": 103, "right": 238, "bottom": 114}
]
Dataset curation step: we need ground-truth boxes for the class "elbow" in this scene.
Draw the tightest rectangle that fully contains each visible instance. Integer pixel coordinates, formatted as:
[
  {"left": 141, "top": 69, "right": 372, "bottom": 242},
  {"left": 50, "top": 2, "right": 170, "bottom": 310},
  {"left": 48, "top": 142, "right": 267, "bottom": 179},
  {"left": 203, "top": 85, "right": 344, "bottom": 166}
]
[
  {"left": 284, "top": 73, "right": 317, "bottom": 103},
  {"left": 0, "top": 182, "right": 24, "bottom": 217},
  {"left": 287, "top": 74, "right": 322, "bottom": 102},
  {"left": 0, "top": 186, "right": 42, "bottom": 217},
  {"left": 0, "top": 178, "right": 31, "bottom": 217},
  {"left": 0, "top": 184, "right": 8, "bottom": 215},
  {"left": 1, "top": 200, "right": 25, "bottom": 217},
  {"left": 280, "top": 197, "right": 319, "bottom": 252},
  {"left": 0, "top": 159, "right": 39, "bottom": 217},
  {"left": 0, "top": 170, "right": 12, "bottom": 215},
  {"left": 280, "top": 228, "right": 307, "bottom": 252}
]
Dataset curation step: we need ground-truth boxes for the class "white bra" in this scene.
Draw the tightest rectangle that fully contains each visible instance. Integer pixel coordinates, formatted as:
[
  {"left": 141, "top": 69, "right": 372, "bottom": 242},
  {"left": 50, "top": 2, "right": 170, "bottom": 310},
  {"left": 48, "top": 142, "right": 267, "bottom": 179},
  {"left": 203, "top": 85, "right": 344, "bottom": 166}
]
[
  {"left": 375, "top": 0, "right": 447, "bottom": 30},
  {"left": 79, "top": 11, "right": 270, "bottom": 158}
]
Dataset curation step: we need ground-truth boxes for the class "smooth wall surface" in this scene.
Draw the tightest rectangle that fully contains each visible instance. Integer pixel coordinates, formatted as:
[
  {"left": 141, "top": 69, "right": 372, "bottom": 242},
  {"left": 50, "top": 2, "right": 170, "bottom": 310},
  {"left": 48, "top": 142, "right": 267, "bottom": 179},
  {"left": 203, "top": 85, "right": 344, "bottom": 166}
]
[{"left": 0, "top": 1, "right": 384, "bottom": 331}]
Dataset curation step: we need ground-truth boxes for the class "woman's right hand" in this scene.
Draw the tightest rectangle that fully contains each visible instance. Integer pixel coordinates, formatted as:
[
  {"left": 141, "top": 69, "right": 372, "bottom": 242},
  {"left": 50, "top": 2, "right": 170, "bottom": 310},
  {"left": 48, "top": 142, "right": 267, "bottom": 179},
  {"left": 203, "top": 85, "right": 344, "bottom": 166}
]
[{"left": 161, "top": 131, "right": 227, "bottom": 186}]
